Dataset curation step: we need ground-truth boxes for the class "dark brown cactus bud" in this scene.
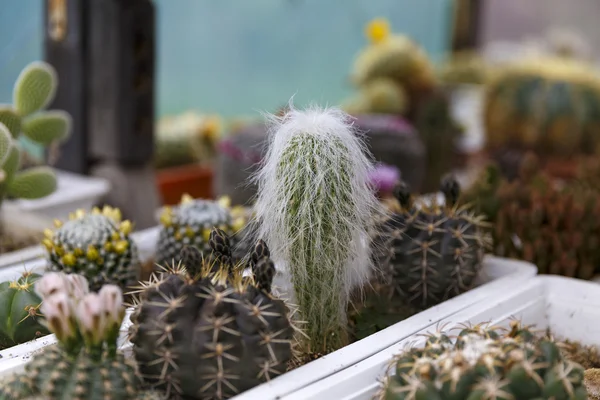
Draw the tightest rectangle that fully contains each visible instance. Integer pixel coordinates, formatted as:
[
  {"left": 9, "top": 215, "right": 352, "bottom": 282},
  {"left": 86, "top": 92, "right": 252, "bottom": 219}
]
[{"left": 252, "top": 258, "right": 276, "bottom": 294}]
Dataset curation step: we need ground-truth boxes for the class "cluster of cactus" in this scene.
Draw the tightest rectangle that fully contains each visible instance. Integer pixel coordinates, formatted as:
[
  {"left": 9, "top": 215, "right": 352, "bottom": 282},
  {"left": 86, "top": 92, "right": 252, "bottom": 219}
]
[
  {"left": 156, "top": 194, "right": 248, "bottom": 267},
  {"left": 463, "top": 153, "right": 600, "bottom": 280},
  {"left": 42, "top": 206, "right": 141, "bottom": 291},
  {"left": 484, "top": 56, "right": 600, "bottom": 160},
  {"left": 380, "top": 321, "right": 588, "bottom": 399},
  {"left": 378, "top": 176, "right": 490, "bottom": 309},
  {"left": 250, "top": 105, "right": 381, "bottom": 354},
  {"left": 436, "top": 50, "right": 491, "bottom": 85},
  {"left": 155, "top": 111, "right": 222, "bottom": 169},
  {"left": 129, "top": 228, "right": 297, "bottom": 399},
  {"left": 0, "top": 270, "right": 48, "bottom": 349},
  {"left": 0, "top": 272, "right": 158, "bottom": 399},
  {"left": 0, "top": 61, "right": 72, "bottom": 204}
]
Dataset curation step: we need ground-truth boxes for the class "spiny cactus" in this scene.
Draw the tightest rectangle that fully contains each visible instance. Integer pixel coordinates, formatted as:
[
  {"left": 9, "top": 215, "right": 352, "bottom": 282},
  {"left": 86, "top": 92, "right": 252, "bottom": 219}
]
[
  {"left": 156, "top": 195, "right": 247, "bottom": 267},
  {"left": 351, "top": 18, "right": 436, "bottom": 95},
  {"left": 42, "top": 206, "right": 141, "bottom": 291},
  {"left": 380, "top": 321, "right": 588, "bottom": 400},
  {"left": 0, "top": 61, "right": 72, "bottom": 204},
  {"left": 484, "top": 56, "right": 600, "bottom": 160},
  {"left": 343, "top": 77, "right": 409, "bottom": 115},
  {"left": 0, "top": 272, "right": 149, "bottom": 400},
  {"left": 0, "top": 271, "right": 48, "bottom": 348},
  {"left": 129, "top": 228, "right": 297, "bottom": 400},
  {"left": 436, "top": 50, "right": 491, "bottom": 85},
  {"left": 250, "top": 105, "right": 381, "bottom": 353},
  {"left": 382, "top": 176, "right": 490, "bottom": 309},
  {"left": 466, "top": 153, "right": 600, "bottom": 279}
]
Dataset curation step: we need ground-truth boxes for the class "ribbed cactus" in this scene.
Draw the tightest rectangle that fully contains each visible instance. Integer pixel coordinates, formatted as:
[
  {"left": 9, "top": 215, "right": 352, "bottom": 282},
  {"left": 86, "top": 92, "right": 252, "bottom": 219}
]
[
  {"left": 0, "top": 271, "right": 48, "bottom": 348},
  {"left": 42, "top": 206, "right": 141, "bottom": 292},
  {"left": 129, "top": 228, "right": 296, "bottom": 399},
  {"left": 156, "top": 194, "right": 247, "bottom": 267},
  {"left": 382, "top": 176, "right": 490, "bottom": 309},
  {"left": 0, "top": 61, "right": 72, "bottom": 205},
  {"left": 380, "top": 321, "right": 588, "bottom": 399},
  {"left": 0, "top": 272, "right": 153, "bottom": 400},
  {"left": 250, "top": 105, "right": 381, "bottom": 353}
]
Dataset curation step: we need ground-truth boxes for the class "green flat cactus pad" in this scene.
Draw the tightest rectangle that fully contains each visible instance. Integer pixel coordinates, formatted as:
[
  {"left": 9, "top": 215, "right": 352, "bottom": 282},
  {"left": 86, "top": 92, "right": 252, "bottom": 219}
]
[
  {"left": 2, "top": 145, "right": 21, "bottom": 179},
  {"left": 0, "top": 124, "right": 12, "bottom": 166},
  {"left": 13, "top": 62, "right": 57, "bottom": 117},
  {"left": 7, "top": 166, "right": 57, "bottom": 199},
  {"left": 22, "top": 111, "right": 71, "bottom": 145},
  {"left": 0, "top": 107, "right": 21, "bottom": 138}
]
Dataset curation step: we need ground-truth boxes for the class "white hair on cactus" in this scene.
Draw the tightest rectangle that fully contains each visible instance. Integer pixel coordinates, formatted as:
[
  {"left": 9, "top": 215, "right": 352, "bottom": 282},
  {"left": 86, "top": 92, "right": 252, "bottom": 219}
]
[{"left": 249, "top": 100, "right": 382, "bottom": 351}]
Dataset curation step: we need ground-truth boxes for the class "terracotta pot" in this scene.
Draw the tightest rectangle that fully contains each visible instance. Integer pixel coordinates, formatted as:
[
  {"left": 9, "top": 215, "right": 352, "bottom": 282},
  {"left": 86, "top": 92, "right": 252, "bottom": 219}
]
[{"left": 156, "top": 164, "right": 214, "bottom": 205}]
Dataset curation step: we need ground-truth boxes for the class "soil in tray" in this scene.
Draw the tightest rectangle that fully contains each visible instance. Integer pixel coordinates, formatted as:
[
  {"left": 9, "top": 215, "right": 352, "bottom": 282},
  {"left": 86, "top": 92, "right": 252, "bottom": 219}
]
[{"left": 0, "top": 231, "right": 42, "bottom": 255}]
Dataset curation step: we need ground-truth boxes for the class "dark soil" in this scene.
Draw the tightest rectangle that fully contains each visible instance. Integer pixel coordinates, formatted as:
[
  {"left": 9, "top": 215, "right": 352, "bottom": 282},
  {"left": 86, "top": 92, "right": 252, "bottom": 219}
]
[{"left": 0, "top": 232, "right": 41, "bottom": 255}]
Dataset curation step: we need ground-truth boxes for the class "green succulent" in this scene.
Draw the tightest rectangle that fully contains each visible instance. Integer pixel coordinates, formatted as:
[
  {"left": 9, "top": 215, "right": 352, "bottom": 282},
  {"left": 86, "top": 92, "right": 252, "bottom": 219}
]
[{"left": 0, "top": 61, "right": 72, "bottom": 204}]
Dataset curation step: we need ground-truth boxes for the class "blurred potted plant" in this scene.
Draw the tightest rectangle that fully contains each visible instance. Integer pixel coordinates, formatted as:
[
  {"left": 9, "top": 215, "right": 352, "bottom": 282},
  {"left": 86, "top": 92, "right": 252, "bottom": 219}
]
[{"left": 154, "top": 111, "right": 221, "bottom": 205}]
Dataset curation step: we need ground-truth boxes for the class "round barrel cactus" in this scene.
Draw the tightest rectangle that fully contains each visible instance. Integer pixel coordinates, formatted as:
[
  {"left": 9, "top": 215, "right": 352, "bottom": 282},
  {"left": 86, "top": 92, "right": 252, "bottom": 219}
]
[
  {"left": 130, "top": 228, "right": 296, "bottom": 399},
  {"left": 382, "top": 176, "right": 490, "bottom": 309},
  {"left": 484, "top": 56, "right": 600, "bottom": 159},
  {"left": 156, "top": 195, "right": 247, "bottom": 266},
  {"left": 381, "top": 321, "right": 588, "bottom": 399},
  {"left": 42, "top": 206, "right": 140, "bottom": 291},
  {"left": 0, "top": 271, "right": 48, "bottom": 348}
]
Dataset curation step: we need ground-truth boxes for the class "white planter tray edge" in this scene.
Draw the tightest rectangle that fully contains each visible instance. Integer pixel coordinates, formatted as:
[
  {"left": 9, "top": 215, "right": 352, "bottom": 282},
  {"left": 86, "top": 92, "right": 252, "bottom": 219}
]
[
  {"left": 233, "top": 257, "right": 537, "bottom": 400},
  {"left": 285, "top": 275, "right": 600, "bottom": 400}
]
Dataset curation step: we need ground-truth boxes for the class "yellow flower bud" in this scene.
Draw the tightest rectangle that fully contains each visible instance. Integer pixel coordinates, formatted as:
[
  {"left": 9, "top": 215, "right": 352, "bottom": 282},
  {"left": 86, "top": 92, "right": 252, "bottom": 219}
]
[
  {"left": 111, "top": 231, "right": 121, "bottom": 241},
  {"left": 53, "top": 219, "right": 63, "bottom": 228},
  {"left": 159, "top": 208, "right": 173, "bottom": 227},
  {"left": 75, "top": 209, "right": 86, "bottom": 220},
  {"left": 366, "top": 18, "right": 390, "bottom": 44},
  {"left": 119, "top": 220, "right": 132, "bottom": 235},
  {"left": 42, "top": 239, "right": 54, "bottom": 251},
  {"left": 54, "top": 245, "right": 65, "bottom": 256},
  {"left": 232, "top": 218, "right": 246, "bottom": 233},
  {"left": 73, "top": 248, "right": 84, "bottom": 257},
  {"left": 91, "top": 207, "right": 101, "bottom": 215},
  {"left": 180, "top": 193, "right": 194, "bottom": 204},
  {"left": 43, "top": 229, "right": 54, "bottom": 239},
  {"left": 114, "top": 240, "right": 129, "bottom": 254},
  {"left": 217, "top": 196, "right": 231, "bottom": 209},
  {"left": 185, "top": 226, "right": 195, "bottom": 238},
  {"left": 104, "top": 242, "right": 113, "bottom": 252},
  {"left": 61, "top": 253, "right": 76, "bottom": 266},
  {"left": 86, "top": 245, "right": 99, "bottom": 261},
  {"left": 202, "top": 228, "right": 211, "bottom": 242}
]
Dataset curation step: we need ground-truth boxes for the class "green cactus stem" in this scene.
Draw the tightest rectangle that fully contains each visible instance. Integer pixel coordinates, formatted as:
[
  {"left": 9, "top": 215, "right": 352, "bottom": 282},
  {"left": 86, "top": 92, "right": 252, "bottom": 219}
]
[
  {"left": 0, "top": 271, "right": 48, "bottom": 349},
  {"left": 250, "top": 105, "right": 381, "bottom": 354}
]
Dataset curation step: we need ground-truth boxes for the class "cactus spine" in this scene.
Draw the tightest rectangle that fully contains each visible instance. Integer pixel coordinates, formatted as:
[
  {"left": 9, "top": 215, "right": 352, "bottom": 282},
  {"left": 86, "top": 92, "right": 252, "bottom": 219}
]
[
  {"left": 251, "top": 105, "right": 380, "bottom": 353},
  {"left": 0, "top": 61, "right": 72, "bottom": 206}
]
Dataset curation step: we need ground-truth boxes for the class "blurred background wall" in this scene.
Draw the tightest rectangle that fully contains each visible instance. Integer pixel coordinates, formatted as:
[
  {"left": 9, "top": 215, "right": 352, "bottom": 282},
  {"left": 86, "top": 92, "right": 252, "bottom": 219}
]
[{"left": 0, "top": 0, "right": 452, "bottom": 118}]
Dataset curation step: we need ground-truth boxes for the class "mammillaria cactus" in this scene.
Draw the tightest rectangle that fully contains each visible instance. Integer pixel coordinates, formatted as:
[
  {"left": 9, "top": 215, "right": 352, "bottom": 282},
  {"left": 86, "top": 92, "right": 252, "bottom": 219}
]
[
  {"left": 0, "top": 61, "right": 72, "bottom": 204},
  {"left": 42, "top": 206, "right": 141, "bottom": 291},
  {"left": 381, "top": 176, "right": 490, "bottom": 309},
  {"left": 484, "top": 56, "right": 600, "bottom": 161},
  {"left": 129, "top": 228, "right": 296, "bottom": 399},
  {"left": 250, "top": 105, "right": 381, "bottom": 353},
  {"left": 380, "top": 321, "right": 588, "bottom": 399},
  {"left": 156, "top": 194, "right": 247, "bottom": 267},
  {"left": 0, "top": 272, "right": 155, "bottom": 399},
  {"left": 0, "top": 271, "right": 48, "bottom": 348}
]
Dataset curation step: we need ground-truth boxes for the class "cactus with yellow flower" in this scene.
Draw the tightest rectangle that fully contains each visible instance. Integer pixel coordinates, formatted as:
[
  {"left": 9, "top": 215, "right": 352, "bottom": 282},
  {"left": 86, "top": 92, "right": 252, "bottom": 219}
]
[
  {"left": 41, "top": 206, "right": 140, "bottom": 291},
  {"left": 156, "top": 194, "right": 248, "bottom": 267},
  {"left": 0, "top": 270, "right": 48, "bottom": 349}
]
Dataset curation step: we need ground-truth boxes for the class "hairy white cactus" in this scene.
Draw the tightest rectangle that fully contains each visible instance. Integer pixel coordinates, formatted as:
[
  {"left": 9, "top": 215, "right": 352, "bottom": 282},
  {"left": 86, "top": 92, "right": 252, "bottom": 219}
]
[{"left": 250, "top": 103, "right": 382, "bottom": 353}]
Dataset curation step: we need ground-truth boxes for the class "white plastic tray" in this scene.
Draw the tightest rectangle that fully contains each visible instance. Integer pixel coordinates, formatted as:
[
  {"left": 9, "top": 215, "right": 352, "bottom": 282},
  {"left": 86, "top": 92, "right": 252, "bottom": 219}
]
[
  {"left": 286, "top": 275, "right": 600, "bottom": 400},
  {"left": 233, "top": 257, "right": 537, "bottom": 400},
  {"left": 5, "top": 170, "right": 110, "bottom": 221}
]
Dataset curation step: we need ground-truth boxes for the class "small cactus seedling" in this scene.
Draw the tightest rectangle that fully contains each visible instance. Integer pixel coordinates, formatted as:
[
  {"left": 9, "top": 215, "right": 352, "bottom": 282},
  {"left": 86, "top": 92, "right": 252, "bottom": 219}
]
[
  {"left": 129, "top": 228, "right": 297, "bottom": 400},
  {"left": 42, "top": 206, "right": 141, "bottom": 291},
  {"left": 250, "top": 105, "right": 381, "bottom": 353},
  {"left": 0, "top": 61, "right": 72, "bottom": 206},
  {"left": 0, "top": 272, "right": 155, "bottom": 399},
  {"left": 156, "top": 194, "right": 247, "bottom": 267},
  {"left": 380, "top": 321, "right": 588, "bottom": 399},
  {"left": 0, "top": 270, "right": 48, "bottom": 348},
  {"left": 382, "top": 176, "right": 490, "bottom": 309}
]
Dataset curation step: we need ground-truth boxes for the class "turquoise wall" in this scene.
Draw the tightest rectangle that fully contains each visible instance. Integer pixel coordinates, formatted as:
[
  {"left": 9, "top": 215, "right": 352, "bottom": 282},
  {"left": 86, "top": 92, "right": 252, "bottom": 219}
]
[{"left": 0, "top": 0, "right": 453, "bottom": 119}]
